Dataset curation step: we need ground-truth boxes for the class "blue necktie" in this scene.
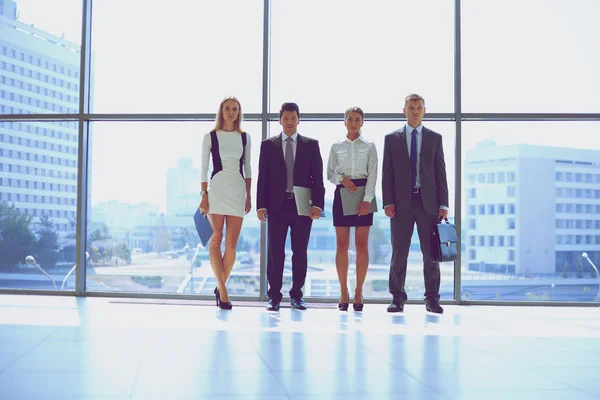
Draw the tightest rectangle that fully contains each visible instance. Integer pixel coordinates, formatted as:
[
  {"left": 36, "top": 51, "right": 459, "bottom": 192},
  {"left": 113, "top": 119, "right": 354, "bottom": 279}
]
[{"left": 410, "top": 129, "right": 417, "bottom": 188}]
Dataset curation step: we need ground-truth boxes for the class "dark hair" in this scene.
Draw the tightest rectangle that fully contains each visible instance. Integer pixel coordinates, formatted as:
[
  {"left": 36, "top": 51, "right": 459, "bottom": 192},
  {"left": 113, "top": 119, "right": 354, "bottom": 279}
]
[
  {"left": 344, "top": 106, "right": 364, "bottom": 120},
  {"left": 279, "top": 102, "right": 300, "bottom": 119},
  {"left": 404, "top": 93, "right": 426, "bottom": 107}
]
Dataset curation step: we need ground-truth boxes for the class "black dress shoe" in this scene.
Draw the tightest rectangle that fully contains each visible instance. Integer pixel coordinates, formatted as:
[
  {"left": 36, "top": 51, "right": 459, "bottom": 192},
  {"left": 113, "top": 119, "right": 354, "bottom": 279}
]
[
  {"left": 266, "top": 299, "right": 280, "bottom": 311},
  {"left": 291, "top": 298, "right": 308, "bottom": 310},
  {"left": 426, "top": 301, "right": 444, "bottom": 314},
  {"left": 387, "top": 302, "right": 404, "bottom": 313}
]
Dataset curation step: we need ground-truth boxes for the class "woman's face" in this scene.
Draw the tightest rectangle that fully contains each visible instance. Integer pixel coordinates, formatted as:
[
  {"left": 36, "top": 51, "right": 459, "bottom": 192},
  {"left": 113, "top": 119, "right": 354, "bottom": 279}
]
[
  {"left": 344, "top": 111, "right": 363, "bottom": 136},
  {"left": 222, "top": 99, "right": 240, "bottom": 124}
]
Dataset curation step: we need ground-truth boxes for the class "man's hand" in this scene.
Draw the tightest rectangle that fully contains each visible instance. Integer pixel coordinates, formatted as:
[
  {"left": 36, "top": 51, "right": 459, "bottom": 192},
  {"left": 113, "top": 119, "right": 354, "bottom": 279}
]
[
  {"left": 257, "top": 209, "right": 268, "bottom": 222},
  {"left": 357, "top": 201, "right": 371, "bottom": 217},
  {"left": 309, "top": 206, "right": 321, "bottom": 220},
  {"left": 384, "top": 204, "right": 395, "bottom": 218},
  {"left": 341, "top": 176, "right": 358, "bottom": 193},
  {"left": 438, "top": 208, "right": 448, "bottom": 220}
]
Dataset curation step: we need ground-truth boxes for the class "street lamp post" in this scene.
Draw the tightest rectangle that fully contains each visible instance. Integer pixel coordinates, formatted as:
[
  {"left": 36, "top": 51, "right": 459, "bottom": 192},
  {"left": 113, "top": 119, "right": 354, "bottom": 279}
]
[
  {"left": 60, "top": 251, "right": 89, "bottom": 290},
  {"left": 582, "top": 252, "right": 600, "bottom": 301},
  {"left": 25, "top": 255, "right": 57, "bottom": 290}
]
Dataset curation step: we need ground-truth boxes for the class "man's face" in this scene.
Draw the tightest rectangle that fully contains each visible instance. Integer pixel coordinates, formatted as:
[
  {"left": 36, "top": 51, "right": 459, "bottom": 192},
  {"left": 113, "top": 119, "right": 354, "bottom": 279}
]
[
  {"left": 403, "top": 99, "right": 426, "bottom": 128},
  {"left": 280, "top": 111, "right": 299, "bottom": 136}
]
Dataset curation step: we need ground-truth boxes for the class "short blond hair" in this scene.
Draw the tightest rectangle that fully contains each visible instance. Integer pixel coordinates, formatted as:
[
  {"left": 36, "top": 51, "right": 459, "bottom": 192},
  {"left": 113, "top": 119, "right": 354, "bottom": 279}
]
[
  {"left": 404, "top": 94, "right": 425, "bottom": 107},
  {"left": 344, "top": 106, "right": 364, "bottom": 120}
]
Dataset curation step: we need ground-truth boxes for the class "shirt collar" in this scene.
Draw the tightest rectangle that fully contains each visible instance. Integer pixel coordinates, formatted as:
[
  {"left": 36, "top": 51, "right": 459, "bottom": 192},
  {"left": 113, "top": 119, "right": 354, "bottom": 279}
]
[
  {"left": 343, "top": 133, "right": 366, "bottom": 144},
  {"left": 405, "top": 124, "right": 423, "bottom": 135},
  {"left": 281, "top": 132, "right": 298, "bottom": 141}
]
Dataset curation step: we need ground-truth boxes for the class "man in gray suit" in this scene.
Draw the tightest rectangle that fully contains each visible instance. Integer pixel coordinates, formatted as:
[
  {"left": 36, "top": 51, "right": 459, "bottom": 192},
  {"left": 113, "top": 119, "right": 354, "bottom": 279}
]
[{"left": 382, "top": 94, "right": 449, "bottom": 314}]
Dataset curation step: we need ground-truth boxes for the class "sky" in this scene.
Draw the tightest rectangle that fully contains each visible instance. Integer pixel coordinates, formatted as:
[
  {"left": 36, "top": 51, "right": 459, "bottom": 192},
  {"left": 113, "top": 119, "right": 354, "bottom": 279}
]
[{"left": 4, "top": 0, "right": 600, "bottom": 214}]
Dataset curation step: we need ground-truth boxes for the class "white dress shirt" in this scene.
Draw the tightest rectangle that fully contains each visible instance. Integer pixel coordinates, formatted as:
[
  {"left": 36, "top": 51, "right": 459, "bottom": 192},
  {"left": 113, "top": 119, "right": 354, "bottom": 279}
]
[{"left": 327, "top": 134, "right": 378, "bottom": 203}]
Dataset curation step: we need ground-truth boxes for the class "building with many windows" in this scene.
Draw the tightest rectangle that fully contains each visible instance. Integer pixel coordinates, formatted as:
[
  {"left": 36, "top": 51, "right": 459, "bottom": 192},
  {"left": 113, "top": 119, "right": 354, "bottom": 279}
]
[
  {"left": 0, "top": 0, "right": 80, "bottom": 234},
  {"left": 465, "top": 141, "right": 600, "bottom": 275}
]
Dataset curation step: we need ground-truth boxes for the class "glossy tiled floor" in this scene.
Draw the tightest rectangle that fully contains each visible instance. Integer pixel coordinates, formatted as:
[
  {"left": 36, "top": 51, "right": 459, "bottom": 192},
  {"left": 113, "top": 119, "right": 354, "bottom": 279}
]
[{"left": 0, "top": 295, "right": 599, "bottom": 400}]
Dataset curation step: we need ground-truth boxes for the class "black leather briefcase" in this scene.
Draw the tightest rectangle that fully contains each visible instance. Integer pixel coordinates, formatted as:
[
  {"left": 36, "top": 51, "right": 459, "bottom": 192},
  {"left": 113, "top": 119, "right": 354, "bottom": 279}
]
[{"left": 431, "top": 218, "right": 458, "bottom": 262}]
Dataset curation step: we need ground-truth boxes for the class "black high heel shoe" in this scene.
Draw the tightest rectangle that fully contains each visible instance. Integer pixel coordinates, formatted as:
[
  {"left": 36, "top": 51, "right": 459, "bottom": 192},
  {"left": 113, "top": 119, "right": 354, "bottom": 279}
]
[
  {"left": 214, "top": 287, "right": 233, "bottom": 310},
  {"left": 353, "top": 294, "right": 364, "bottom": 312},
  {"left": 338, "top": 292, "right": 349, "bottom": 311}
]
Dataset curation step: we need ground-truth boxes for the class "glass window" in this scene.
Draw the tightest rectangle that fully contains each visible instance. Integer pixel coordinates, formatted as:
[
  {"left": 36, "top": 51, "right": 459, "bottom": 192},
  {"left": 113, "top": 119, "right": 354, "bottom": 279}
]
[
  {"left": 478, "top": 205, "right": 486, "bottom": 215},
  {"left": 463, "top": 0, "right": 600, "bottom": 113},
  {"left": 488, "top": 204, "right": 495, "bottom": 215},
  {"left": 271, "top": 1, "right": 454, "bottom": 113},
  {"left": 498, "top": 236, "right": 505, "bottom": 247},
  {"left": 479, "top": 236, "right": 485, "bottom": 246},
  {"left": 0, "top": 121, "right": 78, "bottom": 291},
  {"left": 91, "top": 0, "right": 263, "bottom": 113},
  {"left": 87, "top": 121, "right": 261, "bottom": 295},
  {"left": 462, "top": 121, "right": 600, "bottom": 302},
  {"left": 507, "top": 186, "right": 516, "bottom": 197}
]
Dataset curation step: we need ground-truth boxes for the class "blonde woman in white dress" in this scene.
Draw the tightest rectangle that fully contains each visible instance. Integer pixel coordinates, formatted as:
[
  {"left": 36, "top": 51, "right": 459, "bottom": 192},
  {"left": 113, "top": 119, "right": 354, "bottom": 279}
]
[{"left": 199, "top": 97, "right": 252, "bottom": 309}]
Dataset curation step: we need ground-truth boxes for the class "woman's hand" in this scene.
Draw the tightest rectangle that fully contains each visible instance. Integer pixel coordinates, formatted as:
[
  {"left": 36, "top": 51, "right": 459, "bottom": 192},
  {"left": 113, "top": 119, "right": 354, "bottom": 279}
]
[
  {"left": 341, "top": 176, "right": 358, "bottom": 193},
  {"left": 357, "top": 201, "right": 371, "bottom": 217},
  {"left": 199, "top": 193, "right": 209, "bottom": 216},
  {"left": 245, "top": 196, "right": 252, "bottom": 215}
]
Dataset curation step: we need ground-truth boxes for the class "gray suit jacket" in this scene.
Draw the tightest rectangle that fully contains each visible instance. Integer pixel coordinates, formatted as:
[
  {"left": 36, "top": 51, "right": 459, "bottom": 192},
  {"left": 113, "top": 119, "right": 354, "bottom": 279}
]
[{"left": 381, "top": 126, "right": 449, "bottom": 216}]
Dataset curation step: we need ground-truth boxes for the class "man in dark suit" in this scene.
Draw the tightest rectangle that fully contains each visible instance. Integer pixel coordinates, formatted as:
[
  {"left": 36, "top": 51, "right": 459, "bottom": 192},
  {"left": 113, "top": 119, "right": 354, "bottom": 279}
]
[
  {"left": 382, "top": 94, "right": 449, "bottom": 314},
  {"left": 257, "top": 102, "right": 325, "bottom": 311}
]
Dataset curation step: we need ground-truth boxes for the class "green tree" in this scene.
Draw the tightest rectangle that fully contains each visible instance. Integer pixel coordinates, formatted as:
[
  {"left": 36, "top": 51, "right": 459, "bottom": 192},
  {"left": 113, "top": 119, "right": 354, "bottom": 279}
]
[
  {"left": 576, "top": 257, "right": 584, "bottom": 279},
  {"left": 561, "top": 261, "right": 569, "bottom": 279},
  {"left": 0, "top": 201, "right": 36, "bottom": 267},
  {"left": 34, "top": 215, "right": 60, "bottom": 269},
  {"left": 116, "top": 242, "right": 132, "bottom": 264}
]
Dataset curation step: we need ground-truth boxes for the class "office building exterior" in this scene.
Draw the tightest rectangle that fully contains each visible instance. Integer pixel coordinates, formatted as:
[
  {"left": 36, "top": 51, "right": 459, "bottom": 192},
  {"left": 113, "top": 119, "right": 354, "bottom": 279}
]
[
  {"left": 465, "top": 142, "right": 600, "bottom": 275},
  {"left": 0, "top": 0, "right": 80, "bottom": 235}
]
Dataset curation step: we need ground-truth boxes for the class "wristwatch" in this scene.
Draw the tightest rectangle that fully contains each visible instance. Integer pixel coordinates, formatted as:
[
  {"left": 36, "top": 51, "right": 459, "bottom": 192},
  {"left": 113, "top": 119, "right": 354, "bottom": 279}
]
[
  {"left": 339, "top": 175, "right": 345, "bottom": 183},
  {"left": 200, "top": 190, "right": 207, "bottom": 196}
]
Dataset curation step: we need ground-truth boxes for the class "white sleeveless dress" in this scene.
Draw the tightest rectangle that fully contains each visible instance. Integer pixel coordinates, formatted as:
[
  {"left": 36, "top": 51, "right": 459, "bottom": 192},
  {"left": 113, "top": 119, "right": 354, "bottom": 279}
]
[{"left": 200, "top": 130, "right": 252, "bottom": 217}]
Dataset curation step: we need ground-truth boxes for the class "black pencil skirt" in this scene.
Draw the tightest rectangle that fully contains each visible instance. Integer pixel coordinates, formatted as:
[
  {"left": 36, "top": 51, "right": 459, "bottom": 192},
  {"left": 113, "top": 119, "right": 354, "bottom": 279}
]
[{"left": 333, "top": 178, "right": 373, "bottom": 227}]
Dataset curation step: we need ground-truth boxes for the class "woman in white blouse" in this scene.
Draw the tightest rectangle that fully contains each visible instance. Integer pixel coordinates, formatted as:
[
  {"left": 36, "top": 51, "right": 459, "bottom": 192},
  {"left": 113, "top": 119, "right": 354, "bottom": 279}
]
[
  {"left": 199, "top": 97, "right": 252, "bottom": 309},
  {"left": 327, "top": 107, "right": 378, "bottom": 312}
]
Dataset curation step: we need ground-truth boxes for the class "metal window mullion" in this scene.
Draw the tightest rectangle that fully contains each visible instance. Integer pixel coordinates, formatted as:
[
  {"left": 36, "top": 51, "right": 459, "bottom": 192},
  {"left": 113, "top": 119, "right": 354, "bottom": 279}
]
[
  {"left": 454, "top": 0, "right": 462, "bottom": 304},
  {"left": 258, "top": 0, "right": 271, "bottom": 302},
  {"left": 75, "top": 0, "right": 93, "bottom": 295}
]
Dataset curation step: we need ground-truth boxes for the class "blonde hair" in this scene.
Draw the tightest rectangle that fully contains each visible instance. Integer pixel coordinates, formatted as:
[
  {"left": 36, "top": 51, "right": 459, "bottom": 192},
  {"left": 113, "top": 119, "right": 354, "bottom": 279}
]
[
  {"left": 404, "top": 94, "right": 425, "bottom": 107},
  {"left": 213, "top": 96, "right": 244, "bottom": 132}
]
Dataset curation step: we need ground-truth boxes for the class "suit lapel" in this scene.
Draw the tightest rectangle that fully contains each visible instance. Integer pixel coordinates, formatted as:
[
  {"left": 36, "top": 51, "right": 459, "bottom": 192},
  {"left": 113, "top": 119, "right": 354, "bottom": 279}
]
[
  {"left": 273, "top": 134, "right": 285, "bottom": 168},
  {"left": 395, "top": 127, "right": 410, "bottom": 169},
  {"left": 294, "top": 135, "right": 303, "bottom": 182}
]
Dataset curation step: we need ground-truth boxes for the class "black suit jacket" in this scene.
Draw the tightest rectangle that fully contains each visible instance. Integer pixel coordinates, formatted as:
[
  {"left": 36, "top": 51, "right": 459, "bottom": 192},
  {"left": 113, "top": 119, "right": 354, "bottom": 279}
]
[
  {"left": 382, "top": 126, "right": 449, "bottom": 216},
  {"left": 256, "top": 134, "right": 325, "bottom": 213}
]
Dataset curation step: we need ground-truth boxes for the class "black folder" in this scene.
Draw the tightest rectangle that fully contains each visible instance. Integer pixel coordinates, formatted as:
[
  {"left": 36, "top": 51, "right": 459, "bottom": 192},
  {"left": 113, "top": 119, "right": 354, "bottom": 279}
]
[
  {"left": 430, "top": 218, "right": 458, "bottom": 262},
  {"left": 193, "top": 208, "right": 213, "bottom": 247}
]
